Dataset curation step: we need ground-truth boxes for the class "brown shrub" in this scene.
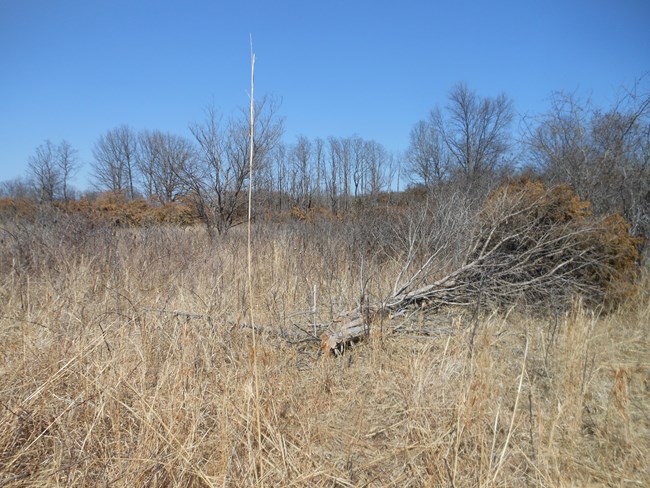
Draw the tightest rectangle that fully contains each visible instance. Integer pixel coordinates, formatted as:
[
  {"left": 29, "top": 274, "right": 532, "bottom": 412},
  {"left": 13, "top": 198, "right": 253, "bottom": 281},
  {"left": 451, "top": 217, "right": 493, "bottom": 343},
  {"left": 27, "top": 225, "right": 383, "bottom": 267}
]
[
  {"left": 470, "top": 178, "right": 642, "bottom": 310},
  {"left": 0, "top": 198, "right": 39, "bottom": 222},
  {"left": 62, "top": 193, "right": 199, "bottom": 227}
]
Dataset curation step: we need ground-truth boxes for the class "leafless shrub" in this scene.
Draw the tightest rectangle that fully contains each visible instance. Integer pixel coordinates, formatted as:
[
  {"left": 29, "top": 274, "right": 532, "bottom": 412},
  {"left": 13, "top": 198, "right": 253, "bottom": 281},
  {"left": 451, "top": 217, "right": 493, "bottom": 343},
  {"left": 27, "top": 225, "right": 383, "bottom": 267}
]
[
  {"left": 387, "top": 178, "right": 641, "bottom": 315},
  {"left": 0, "top": 205, "right": 113, "bottom": 280},
  {"left": 526, "top": 82, "right": 650, "bottom": 245}
]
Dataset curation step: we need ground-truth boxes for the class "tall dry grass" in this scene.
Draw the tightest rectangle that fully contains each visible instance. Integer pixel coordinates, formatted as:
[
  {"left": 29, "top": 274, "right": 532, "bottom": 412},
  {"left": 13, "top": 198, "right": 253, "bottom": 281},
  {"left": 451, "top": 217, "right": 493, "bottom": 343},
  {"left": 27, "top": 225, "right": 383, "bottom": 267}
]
[{"left": 0, "top": 216, "right": 648, "bottom": 486}]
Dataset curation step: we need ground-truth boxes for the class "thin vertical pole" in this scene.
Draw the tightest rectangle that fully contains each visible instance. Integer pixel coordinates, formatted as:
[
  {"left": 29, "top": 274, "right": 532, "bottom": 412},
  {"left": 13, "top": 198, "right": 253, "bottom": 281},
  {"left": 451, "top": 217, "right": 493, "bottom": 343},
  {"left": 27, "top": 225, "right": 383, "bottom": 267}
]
[{"left": 247, "top": 35, "right": 263, "bottom": 486}]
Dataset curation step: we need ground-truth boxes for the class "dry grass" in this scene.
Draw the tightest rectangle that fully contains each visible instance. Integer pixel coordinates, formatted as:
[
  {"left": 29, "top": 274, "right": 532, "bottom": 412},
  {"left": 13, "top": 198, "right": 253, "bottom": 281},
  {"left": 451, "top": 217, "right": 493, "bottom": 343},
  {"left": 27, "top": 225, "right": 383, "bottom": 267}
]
[{"left": 0, "top": 220, "right": 648, "bottom": 487}]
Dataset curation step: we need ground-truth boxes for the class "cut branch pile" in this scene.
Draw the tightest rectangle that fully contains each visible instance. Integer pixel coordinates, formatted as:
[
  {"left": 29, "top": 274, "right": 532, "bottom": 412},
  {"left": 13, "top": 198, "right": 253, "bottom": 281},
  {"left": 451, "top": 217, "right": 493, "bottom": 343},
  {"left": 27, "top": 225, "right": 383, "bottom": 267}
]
[{"left": 322, "top": 179, "right": 642, "bottom": 353}]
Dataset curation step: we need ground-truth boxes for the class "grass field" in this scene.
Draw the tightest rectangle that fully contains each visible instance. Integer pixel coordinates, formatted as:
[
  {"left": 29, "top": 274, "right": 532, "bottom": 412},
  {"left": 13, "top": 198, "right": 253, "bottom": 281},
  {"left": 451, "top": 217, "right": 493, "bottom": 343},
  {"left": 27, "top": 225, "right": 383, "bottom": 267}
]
[{"left": 1, "top": 218, "right": 648, "bottom": 487}]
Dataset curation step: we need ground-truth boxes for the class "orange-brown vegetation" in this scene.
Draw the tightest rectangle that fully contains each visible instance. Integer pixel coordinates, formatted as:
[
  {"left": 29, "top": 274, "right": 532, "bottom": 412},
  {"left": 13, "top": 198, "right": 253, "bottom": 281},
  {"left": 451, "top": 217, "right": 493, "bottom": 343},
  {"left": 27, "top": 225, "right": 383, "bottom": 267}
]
[
  {"left": 0, "top": 193, "right": 200, "bottom": 227},
  {"left": 473, "top": 178, "right": 643, "bottom": 309}
]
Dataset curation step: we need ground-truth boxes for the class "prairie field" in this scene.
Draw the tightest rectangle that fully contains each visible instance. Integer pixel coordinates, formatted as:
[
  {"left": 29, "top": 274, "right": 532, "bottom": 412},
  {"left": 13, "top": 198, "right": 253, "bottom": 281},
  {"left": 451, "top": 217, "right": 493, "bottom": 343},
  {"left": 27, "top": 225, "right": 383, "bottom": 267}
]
[{"left": 0, "top": 210, "right": 648, "bottom": 487}]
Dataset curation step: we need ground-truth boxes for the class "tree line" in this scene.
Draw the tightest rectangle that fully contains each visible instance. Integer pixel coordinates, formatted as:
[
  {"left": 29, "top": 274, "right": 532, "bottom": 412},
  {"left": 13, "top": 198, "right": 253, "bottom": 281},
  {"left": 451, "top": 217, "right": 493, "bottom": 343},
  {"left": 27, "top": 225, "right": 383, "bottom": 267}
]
[{"left": 2, "top": 81, "right": 649, "bottom": 241}]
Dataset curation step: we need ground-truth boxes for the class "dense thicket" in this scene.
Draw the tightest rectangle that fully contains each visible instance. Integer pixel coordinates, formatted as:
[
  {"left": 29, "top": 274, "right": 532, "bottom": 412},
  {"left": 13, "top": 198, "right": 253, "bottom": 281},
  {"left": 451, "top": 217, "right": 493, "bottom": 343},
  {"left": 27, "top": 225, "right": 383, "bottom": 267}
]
[{"left": 465, "top": 179, "right": 641, "bottom": 309}]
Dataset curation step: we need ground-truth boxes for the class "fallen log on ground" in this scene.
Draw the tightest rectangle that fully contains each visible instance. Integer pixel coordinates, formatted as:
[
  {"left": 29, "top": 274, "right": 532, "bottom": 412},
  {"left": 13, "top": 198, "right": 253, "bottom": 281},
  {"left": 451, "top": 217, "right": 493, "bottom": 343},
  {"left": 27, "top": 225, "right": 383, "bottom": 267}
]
[
  {"left": 320, "top": 308, "right": 375, "bottom": 354},
  {"left": 320, "top": 280, "right": 462, "bottom": 353}
]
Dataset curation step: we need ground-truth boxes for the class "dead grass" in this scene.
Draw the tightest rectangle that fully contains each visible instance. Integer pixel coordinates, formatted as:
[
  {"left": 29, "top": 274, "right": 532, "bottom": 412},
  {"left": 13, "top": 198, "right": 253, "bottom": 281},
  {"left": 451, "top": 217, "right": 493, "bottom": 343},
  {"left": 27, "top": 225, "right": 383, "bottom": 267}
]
[{"left": 0, "top": 222, "right": 648, "bottom": 486}]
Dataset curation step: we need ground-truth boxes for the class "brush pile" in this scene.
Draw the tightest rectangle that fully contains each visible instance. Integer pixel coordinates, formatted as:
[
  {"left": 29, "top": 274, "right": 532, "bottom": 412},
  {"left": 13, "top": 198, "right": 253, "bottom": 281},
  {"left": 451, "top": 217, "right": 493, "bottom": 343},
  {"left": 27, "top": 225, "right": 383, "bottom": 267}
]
[{"left": 322, "top": 179, "right": 642, "bottom": 352}]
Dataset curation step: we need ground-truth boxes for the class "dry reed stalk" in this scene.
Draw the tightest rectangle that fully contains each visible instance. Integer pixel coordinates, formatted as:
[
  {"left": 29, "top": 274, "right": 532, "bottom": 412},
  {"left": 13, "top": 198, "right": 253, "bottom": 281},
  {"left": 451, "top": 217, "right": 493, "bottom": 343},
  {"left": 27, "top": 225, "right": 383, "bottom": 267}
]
[
  {"left": 247, "top": 36, "right": 263, "bottom": 486},
  {"left": 492, "top": 336, "right": 528, "bottom": 483}
]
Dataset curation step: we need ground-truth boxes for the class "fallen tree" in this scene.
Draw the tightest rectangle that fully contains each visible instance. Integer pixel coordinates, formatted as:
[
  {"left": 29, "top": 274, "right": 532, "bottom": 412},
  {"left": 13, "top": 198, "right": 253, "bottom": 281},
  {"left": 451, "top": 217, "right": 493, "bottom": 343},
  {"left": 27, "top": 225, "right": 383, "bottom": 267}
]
[{"left": 322, "top": 179, "right": 642, "bottom": 353}]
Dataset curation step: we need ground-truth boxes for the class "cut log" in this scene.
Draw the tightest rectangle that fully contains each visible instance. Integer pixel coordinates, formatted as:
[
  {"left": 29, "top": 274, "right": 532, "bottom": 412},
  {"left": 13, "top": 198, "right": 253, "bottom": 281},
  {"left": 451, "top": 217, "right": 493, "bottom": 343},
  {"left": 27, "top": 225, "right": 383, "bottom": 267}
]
[
  {"left": 320, "top": 309, "right": 374, "bottom": 354},
  {"left": 320, "top": 280, "right": 463, "bottom": 353}
]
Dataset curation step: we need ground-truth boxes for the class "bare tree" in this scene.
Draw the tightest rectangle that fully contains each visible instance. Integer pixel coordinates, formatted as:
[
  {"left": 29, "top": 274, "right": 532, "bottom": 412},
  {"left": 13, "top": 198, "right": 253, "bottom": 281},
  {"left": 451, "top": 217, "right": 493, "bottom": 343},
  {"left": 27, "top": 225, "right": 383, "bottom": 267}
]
[
  {"left": 185, "top": 98, "right": 283, "bottom": 234},
  {"left": 271, "top": 142, "right": 289, "bottom": 211},
  {"left": 340, "top": 137, "right": 352, "bottom": 210},
  {"left": 137, "top": 130, "right": 195, "bottom": 203},
  {"left": 290, "top": 135, "right": 313, "bottom": 210},
  {"left": 526, "top": 92, "right": 591, "bottom": 192},
  {"left": 433, "top": 83, "right": 514, "bottom": 184},
  {"left": 385, "top": 151, "right": 399, "bottom": 194},
  {"left": 365, "top": 139, "right": 387, "bottom": 196},
  {"left": 0, "top": 177, "right": 36, "bottom": 199},
  {"left": 28, "top": 140, "right": 61, "bottom": 202},
  {"left": 314, "top": 137, "right": 325, "bottom": 203},
  {"left": 351, "top": 137, "right": 365, "bottom": 197},
  {"left": 325, "top": 137, "right": 341, "bottom": 214},
  {"left": 154, "top": 132, "right": 195, "bottom": 203},
  {"left": 27, "top": 139, "right": 79, "bottom": 202},
  {"left": 528, "top": 85, "right": 650, "bottom": 241},
  {"left": 91, "top": 126, "right": 138, "bottom": 198},
  {"left": 592, "top": 96, "right": 650, "bottom": 240},
  {"left": 56, "top": 140, "right": 78, "bottom": 201},
  {"left": 406, "top": 120, "right": 448, "bottom": 187},
  {"left": 137, "top": 130, "right": 159, "bottom": 199}
]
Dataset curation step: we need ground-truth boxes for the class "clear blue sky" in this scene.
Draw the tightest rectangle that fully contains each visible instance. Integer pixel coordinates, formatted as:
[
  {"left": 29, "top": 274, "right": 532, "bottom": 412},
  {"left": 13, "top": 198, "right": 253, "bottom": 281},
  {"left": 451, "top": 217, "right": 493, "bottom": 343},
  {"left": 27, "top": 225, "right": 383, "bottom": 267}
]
[{"left": 1, "top": 0, "right": 648, "bottom": 190}]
